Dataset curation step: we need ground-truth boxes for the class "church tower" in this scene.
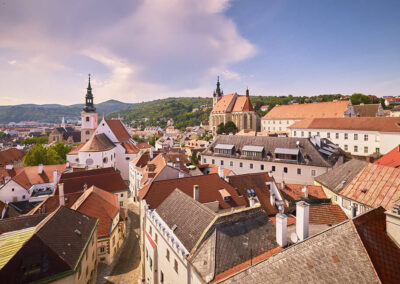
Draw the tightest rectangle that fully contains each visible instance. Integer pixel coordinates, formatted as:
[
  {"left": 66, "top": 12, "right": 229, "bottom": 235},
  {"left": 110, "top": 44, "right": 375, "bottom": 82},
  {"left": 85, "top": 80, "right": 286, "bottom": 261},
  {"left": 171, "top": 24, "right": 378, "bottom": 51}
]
[
  {"left": 212, "top": 76, "right": 223, "bottom": 107},
  {"left": 81, "top": 74, "right": 98, "bottom": 142}
]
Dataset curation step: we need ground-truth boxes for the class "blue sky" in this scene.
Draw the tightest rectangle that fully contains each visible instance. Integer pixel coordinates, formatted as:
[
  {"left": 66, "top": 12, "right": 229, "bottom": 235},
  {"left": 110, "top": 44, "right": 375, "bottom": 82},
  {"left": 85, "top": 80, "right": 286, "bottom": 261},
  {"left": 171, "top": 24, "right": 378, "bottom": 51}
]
[{"left": 0, "top": 0, "right": 399, "bottom": 105}]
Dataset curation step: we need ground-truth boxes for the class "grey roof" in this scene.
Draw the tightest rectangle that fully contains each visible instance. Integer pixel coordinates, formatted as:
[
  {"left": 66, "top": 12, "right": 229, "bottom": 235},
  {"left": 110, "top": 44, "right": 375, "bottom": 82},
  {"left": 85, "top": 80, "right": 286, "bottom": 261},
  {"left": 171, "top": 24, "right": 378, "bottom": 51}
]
[
  {"left": 274, "top": 148, "right": 299, "bottom": 155},
  {"left": 0, "top": 214, "right": 48, "bottom": 234},
  {"left": 156, "top": 189, "right": 216, "bottom": 251},
  {"left": 190, "top": 207, "right": 278, "bottom": 282},
  {"left": 242, "top": 145, "right": 264, "bottom": 152},
  {"left": 202, "top": 135, "right": 345, "bottom": 168},
  {"left": 314, "top": 159, "right": 367, "bottom": 193},
  {"left": 219, "top": 221, "right": 379, "bottom": 284},
  {"left": 215, "top": 144, "right": 235, "bottom": 150}
]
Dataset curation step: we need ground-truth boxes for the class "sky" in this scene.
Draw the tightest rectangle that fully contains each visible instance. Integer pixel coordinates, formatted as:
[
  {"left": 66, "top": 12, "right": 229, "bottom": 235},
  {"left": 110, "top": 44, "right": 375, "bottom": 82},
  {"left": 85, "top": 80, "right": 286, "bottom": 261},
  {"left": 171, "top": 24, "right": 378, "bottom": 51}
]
[{"left": 0, "top": 0, "right": 399, "bottom": 105}]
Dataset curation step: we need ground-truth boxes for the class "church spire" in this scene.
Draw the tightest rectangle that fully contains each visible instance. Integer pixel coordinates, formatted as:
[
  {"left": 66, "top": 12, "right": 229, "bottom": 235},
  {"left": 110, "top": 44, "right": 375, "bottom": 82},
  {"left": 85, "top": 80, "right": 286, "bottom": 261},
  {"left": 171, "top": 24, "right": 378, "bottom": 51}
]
[
  {"left": 215, "top": 76, "right": 222, "bottom": 97},
  {"left": 246, "top": 87, "right": 249, "bottom": 97},
  {"left": 83, "top": 74, "right": 96, "bottom": 113}
]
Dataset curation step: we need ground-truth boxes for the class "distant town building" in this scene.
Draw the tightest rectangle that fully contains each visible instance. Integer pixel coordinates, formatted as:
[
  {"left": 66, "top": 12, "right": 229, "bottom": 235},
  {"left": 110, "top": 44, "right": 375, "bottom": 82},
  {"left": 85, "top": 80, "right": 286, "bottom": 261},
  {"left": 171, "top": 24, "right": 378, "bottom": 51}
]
[
  {"left": 352, "top": 103, "right": 385, "bottom": 117},
  {"left": 260, "top": 105, "right": 269, "bottom": 112},
  {"left": 209, "top": 78, "right": 260, "bottom": 134},
  {"left": 48, "top": 118, "right": 81, "bottom": 144},
  {"left": 384, "top": 97, "right": 400, "bottom": 106}
]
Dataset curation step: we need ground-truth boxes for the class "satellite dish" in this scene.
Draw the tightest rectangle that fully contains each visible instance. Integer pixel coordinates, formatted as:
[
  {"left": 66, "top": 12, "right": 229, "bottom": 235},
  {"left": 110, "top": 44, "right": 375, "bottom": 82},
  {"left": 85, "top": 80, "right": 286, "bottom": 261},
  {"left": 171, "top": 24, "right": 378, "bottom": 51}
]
[{"left": 291, "top": 232, "right": 299, "bottom": 243}]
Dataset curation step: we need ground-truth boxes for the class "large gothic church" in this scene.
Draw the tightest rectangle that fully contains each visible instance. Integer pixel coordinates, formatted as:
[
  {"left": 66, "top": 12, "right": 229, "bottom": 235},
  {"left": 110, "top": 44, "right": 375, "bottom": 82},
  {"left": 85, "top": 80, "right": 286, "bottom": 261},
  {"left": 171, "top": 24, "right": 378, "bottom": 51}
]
[{"left": 209, "top": 78, "right": 260, "bottom": 134}]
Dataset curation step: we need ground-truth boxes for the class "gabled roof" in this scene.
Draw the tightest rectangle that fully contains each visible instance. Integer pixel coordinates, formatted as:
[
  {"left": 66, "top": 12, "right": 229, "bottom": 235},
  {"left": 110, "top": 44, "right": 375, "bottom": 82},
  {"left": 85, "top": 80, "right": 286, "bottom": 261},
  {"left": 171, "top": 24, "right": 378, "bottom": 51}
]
[
  {"left": 0, "top": 214, "right": 48, "bottom": 234},
  {"left": 263, "top": 101, "right": 350, "bottom": 119},
  {"left": 105, "top": 119, "right": 131, "bottom": 142},
  {"left": 309, "top": 203, "right": 347, "bottom": 225},
  {"left": 218, "top": 207, "right": 399, "bottom": 283},
  {"left": 315, "top": 159, "right": 367, "bottom": 193},
  {"left": 353, "top": 104, "right": 382, "bottom": 117},
  {"left": 11, "top": 164, "right": 67, "bottom": 190},
  {"left": 80, "top": 133, "right": 115, "bottom": 152},
  {"left": 136, "top": 142, "right": 152, "bottom": 149},
  {"left": 28, "top": 192, "right": 83, "bottom": 215},
  {"left": 58, "top": 168, "right": 127, "bottom": 195},
  {"left": 279, "top": 183, "right": 326, "bottom": 201},
  {"left": 140, "top": 174, "right": 246, "bottom": 210},
  {"left": 231, "top": 96, "right": 254, "bottom": 112},
  {"left": 289, "top": 117, "right": 400, "bottom": 132},
  {"left": 339, "top": 163, "right": 400, "bottom": 210},
  {"left": 211, "top": 94, "right": 236, "bottom": 113},
  {"left": 121, "top": 141, "right": 139, "bottom": 154},
  {"left": 374, "top": 145, "right": 400, "bottom": 168},
  {"left": 53, "top": 127, "right": 81, "bottom": 142},
  {"left": 0, "top": 148, "right": 24, "bottom": 166},
  {"left": 156, "top": 189, "right": 216, "bottom": 251}
]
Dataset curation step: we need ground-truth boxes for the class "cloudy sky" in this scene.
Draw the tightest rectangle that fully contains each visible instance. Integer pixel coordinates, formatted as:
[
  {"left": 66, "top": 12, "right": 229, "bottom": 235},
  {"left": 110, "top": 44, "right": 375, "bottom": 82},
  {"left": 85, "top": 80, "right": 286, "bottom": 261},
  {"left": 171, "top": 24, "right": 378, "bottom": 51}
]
[{"left": 0, "top": 0, "right": 399, "bottom": 105}]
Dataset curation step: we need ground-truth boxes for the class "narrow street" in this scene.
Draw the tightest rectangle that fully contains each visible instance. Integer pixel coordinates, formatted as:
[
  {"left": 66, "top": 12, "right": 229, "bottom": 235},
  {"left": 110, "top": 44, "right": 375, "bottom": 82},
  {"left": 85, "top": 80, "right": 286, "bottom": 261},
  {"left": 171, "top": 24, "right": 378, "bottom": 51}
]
[{"left": 97, "top": 204, "right": 142, "bottom": 284}]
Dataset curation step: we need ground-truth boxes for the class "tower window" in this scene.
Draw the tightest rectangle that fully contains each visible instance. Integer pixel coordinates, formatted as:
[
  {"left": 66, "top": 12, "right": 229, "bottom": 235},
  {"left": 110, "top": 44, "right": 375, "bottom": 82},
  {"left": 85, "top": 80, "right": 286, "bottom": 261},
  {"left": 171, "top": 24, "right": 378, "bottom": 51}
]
[{"left": 86, "top": 117, "right": 90, "bottom": 122}]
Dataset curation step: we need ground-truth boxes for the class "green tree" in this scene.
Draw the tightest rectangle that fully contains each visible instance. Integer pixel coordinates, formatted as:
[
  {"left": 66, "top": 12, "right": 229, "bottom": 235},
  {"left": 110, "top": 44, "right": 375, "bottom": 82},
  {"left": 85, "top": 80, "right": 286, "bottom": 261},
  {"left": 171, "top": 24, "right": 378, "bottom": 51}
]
[
  {"left": 224, "top": 121, "right": 238, "bottom": 134},
  {"left": 52, "top": 142, "right": 72, "bottom": 160},
  {"left": 24, "top": 142, "right": 70, "bottom": 166},
  {"left": 216, "top": 123, "right": 225, "bottom": 135},
  {"left": 132, "top": 134, "right": 145, "bottom": 143},
  {"left": 350, "top": 93, "right": 371, "bottom": 105},
  {"left": 21, "top": 136, "right": 48, "bottom": 145}
]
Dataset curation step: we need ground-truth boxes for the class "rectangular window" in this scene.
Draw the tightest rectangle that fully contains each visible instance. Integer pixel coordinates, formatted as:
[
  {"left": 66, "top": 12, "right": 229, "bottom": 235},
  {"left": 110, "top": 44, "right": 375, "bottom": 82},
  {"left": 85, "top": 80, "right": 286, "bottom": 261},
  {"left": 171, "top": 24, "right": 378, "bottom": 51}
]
[
  {"left": 297, "top": 168, "right": 301, "bottom": 175},
  {"left": 261, "top": 165, "right": 264, "bottom": 170},
  {"left": 149, "top": 226, "right": 152, "bottom": 236},
  {"left": 174, "top": 260, "right": 178, "bottom": 273},
  {"left": 364, "top": 134, "right": 368, "bottom": 141},
  {"left": 230, "top": 161, "right": 233, "bottom": 167},
  {"left": 344, "top": 145, "right": 348, "bottom": 151},
  {"left": 354, "top": 145, "right": 358, "bottom": 152},
  {"left": 220, "top": 160, "right": 224, "bottom": 166},
  {"left": 311, "top": 169, "right": 316, "bottom": 176},
  {"left": 354, "top": 134, "right": 358, "bottom": 140},
  {"left": 250, "top": 163, "right": 253, "bottom": 169},
  {"left": 308, "top": 132, "right": 311, "bottom": 137},
  {"left": 155, "top": 233, "right": 158, "bottom": 244},
  {"left": 160, "top": 271, "right": 164, "bottom": 283},
  {"left": 334, "top": 195, "right": 338, "bottom": 202},
  {"left": 317, "top": 132, "right": 320, "bottom": 136},
  {"left": 203, "top": 158, "right": 206, "bottom": 163},
  {"left": 294, "top": 131, "right": 297, "bottom": 136},
  {"left": 344, "top": 133, "right": 348, "bottom": 140},
  {"left": 212, "top": 159, "right": 215, "bottom": 165},
  {"left": 376, "top": 147, "right": 380, "bottom": 153},
  {"left": 327, "top": 132, "right": 330, "bottom": 139},
  {"left": 240, "top": 162, "right": 243, "bottom": 168},
  {"left": 100, "top": 247, "right": 105, "bottom": 253},
  {"left": 364, "top": 146, "right": 368, "bottom": 154},
  {"left": 272, "top": 166, "right": 276, "bottom": 172},
  {"left": 120, "top": 201, "right": 123, "bottom": 207},
  {"left": 150, "top": 257, "right": 153, "bottom": 270},
  {"left": 283, "top": 167, "right": 288, "bottom": 173},
  {"left": 335, "top": 133, "right": 339, "bottom": 139},
  {"left": 166, "top": 249, "right": 170, "bottom": 261},
  {"left": 301, "top": 131, "right": 304, "bottom": 137}
]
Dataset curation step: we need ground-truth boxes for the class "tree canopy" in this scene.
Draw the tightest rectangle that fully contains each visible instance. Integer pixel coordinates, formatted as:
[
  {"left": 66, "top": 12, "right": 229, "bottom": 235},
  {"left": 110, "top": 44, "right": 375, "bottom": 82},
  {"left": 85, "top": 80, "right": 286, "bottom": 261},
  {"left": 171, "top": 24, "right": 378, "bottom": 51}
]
[
  {"left": 24, "top": 142, "right": 72, "bottom": 166},
  {"left": 216, "top": 121, "right": 238, "bottom": 135},
  {"left": 21, "top": 136, "right": 48, "bottom": 145}
]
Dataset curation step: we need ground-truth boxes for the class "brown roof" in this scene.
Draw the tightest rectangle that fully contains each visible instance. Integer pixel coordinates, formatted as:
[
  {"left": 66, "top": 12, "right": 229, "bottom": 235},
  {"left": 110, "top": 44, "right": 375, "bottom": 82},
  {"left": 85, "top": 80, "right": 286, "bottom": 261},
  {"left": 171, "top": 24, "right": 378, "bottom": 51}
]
[
  {"left": 29, "top": 192, "right": 83, "bottom": 215},
  {"left": 353, "top": 104, "right": 381, "bottom": 117},
  {"left": 140, "top": 174, "right": 246, "bottom": 210},
  {"left": 0, "top": 148, "right": 24, "bottom": 166},
  {"left": 211, "top": 94, "right": 236, "bottom": 113},
  {"left": 0, "top": 214, "right": 48, "bottom": 234},
  {"left": 58, "top": 168, "right": 127, "bottom": 195},
  {"left": 68, "top": 142, "right": 85, "bottom": 155},
  {"left": 136, "top": 142, "right": 152, "bottom": 149},
  {"left": 339, "top": 163, "right": 400, "bottom": 210},
  {"left": 105, "top": 119, "right": 131, "bottom": 142},
  {"left": 12, "top": 164, "right": 67, "bottom": 189},
  {"left": 263, "top": 101, "right": 350, "bottom": 119},
  {"left": 309, "top": 203, "right": 348, "bottom": 225},
  {"left": 289, "top": 117, "right": 400, "bottom": 132},
  {"left": 228, "top": 172, "right": 279, "bottom": 214},
  {"left": 231, "top": 96, "right": 254, "bottom": 112},
  {"left": 279, "top": 183, "right": 326, "bottom": 201},
  {"left": 80, "top": 133, "right": 115, "bottom": 152},
  {"left": 121, "top": 141, "right": 139, "bottom": 154},
  {"left": 374, "top": 145, "right": 400, "bottom": 168}
]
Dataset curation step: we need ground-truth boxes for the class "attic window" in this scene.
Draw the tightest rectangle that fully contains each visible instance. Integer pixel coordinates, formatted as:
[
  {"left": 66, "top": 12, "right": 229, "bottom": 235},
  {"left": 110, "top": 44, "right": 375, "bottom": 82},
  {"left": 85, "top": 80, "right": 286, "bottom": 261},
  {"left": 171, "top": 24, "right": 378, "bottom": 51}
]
[
  {"left": 219, "top": 189, "right": 231, "bottom": 201},
  {"left": 171, "top": 224, "right": 177, "bottom": 231},
  {"left": 246, "top": 188, "right": 256, "bottom": 197}
]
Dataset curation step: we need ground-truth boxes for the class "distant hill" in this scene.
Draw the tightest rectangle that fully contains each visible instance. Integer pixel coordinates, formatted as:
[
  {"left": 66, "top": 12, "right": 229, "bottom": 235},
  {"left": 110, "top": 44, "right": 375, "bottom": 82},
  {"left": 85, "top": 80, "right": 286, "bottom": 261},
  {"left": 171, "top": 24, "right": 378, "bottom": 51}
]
[{"left": 0, "top": 100, "right": 132, "bottom": 123}]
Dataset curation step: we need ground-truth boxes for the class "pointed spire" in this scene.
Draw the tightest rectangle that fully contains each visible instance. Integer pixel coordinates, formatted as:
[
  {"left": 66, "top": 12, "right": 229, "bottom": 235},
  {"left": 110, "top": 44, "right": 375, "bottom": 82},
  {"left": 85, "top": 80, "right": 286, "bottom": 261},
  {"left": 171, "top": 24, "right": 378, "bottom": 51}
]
[
  {"left": 87, "top": 73, "right": 92, "bottom": 90},
  {"left": 215, "top": 76, "right": 222, "bottom": 97},
  {"left": 83, "top": 73, "right": 96, "bottom": 113},
  {"left": 61, "top": 117, "right": 66, "bottom": 128},
  {"left": 246, "top": 87, "right": 249, "bottom": 97}
]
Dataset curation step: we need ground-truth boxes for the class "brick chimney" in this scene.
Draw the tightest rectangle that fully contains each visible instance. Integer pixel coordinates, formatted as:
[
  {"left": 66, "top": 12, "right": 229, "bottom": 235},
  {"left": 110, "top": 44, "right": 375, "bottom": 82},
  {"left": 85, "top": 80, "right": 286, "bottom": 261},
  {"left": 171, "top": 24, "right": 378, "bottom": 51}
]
[
  {"left": 296, "top": 201, "right": 309, "bottom": 241},
  {"left": 276, "top": 213, "right": 287, "bottom": 247},
  {"left": 193, "top": 185, "right": 199, "bottom": 201},
  {"left": 385, "top": 202, "right": 400, "bottom": 247},
  {"left": 59, "top": 183, "right": 65, "bottom": 206}
]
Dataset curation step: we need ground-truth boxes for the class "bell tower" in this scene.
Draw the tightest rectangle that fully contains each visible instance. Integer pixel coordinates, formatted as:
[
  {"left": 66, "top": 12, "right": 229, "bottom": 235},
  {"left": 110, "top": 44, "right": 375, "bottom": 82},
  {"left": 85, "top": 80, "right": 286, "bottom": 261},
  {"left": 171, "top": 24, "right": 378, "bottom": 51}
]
[
  {"left": 212, "top": 76, "right": 223, "bottom": 107},
  {"left": 81, "top": 74, "right": 98, "bottom": 142}
]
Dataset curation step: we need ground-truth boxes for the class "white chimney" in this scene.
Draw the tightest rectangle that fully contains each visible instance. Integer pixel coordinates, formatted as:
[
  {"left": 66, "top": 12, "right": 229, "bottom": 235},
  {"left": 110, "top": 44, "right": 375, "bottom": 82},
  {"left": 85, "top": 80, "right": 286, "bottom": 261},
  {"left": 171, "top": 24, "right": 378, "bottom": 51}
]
[
  {"left": 249, "top": 197, "right": 256, "bottom": 208},
  {"left": 281, "top": 181, "right": 285, "bottom": 189},
  {"left": 385, "top": 203, "right": 400, "bottom": 246},
  {"left": 59, "top": 183, "right": 65, "bottom": 206},
  {"left": 276, "top": 213, "right": 287, "bottom": 247},
  {"left": 218, "top": 166, "right": 224, "bottom": 178},
  {"left": 149, "top": 147, "right": 154, "bottom": 160},
  {"left": 302, "top": 185, "right": 308, "bottom": 199},
  {"left": 193, "top": 185, "right": 199, "bottom": 201},
  {"left": 178, "top": 171, "right": 185, "bottom": 178},
  {"left": 38, "top": 164, "right": 43, "bottom": 174},
  {"left": 270, "top": 190, "right": 275, "bottom": 206},
  {"left": 296, "top": 201, "right": 309, "bottom": 241},
  {"left": 53, "top": 169, "right": 58, "bottom": 185}
]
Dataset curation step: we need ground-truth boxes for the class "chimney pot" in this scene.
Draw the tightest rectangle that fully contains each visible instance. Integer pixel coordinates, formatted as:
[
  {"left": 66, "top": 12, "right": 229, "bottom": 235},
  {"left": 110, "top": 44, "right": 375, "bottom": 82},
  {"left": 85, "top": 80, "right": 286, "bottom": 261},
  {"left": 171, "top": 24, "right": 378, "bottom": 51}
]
[
  {"left": 276, "top": 213, "right": 288, "bottom": 247},
  {"left": 38, "top": 164, "right": 43, "bottom": 175},
  {"left": 59, "top": 183, "right": 65, "bottom": 206},
  {"left": 193, "top": 185, "right": 199, "bottom": 201},
  {"left": 296, "top": 201, "right": 309, "bottom": 241}
]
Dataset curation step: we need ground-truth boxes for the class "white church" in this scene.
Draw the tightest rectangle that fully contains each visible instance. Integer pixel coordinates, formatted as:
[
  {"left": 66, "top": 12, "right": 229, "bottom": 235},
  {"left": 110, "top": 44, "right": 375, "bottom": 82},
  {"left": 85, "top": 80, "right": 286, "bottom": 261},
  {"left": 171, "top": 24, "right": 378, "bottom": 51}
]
[{"left": 67, "top": 75, "right": 140, "bottom": 180}]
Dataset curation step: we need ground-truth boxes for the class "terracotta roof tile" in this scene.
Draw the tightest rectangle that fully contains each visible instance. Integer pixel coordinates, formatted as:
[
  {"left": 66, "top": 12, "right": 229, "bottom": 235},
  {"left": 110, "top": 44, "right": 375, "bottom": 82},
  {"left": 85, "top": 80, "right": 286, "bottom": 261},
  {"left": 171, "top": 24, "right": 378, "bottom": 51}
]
[
  {"left": 136, "top": 142, "right": 152, "bottom": 149},
  {"left": 105, "top": 119, "right": 131, "bottom": 142},
  {"left": 232, "top": 96, "right": 254, "bottom": 112},
  {"left": 140, "top": 174, "right": 246, "bottom": 209},
  {"left": 12, "top": 164, "right": 66, "bottom": 190},
  {"left": 121, "top": 141, "right": 139, "bottom": 154},
  {"left": 0, "top": 148, "right": 24, "bottom": 166},
  {"left": 309, "top": 203, "right": 348, "bottom": 225},
  {"left": 289, "top": 117, "right": 400, "bottom": 132},
  {"left": 279, "top": 184, "right": 326, "bottom": 201},
  {"left": 80, "top": 133, "right": 115, "bottom": 152},
  {"left": 263, "top": 101, "right": 350, "bottom": 119},
  {"left": 68, "top": 142, "right": 85, "bottom": 155},
  {"left": 29, "top": 192, "right": 83, "bottom": 215},
  {"left": 211, "top": 94, "right": 236, "bottom": 113},
  {"left": 374, "top": 145, "right": 400, "bottom": 168},
  {"left": 353, "top": 104, "right": 382, "bottom": 117}
]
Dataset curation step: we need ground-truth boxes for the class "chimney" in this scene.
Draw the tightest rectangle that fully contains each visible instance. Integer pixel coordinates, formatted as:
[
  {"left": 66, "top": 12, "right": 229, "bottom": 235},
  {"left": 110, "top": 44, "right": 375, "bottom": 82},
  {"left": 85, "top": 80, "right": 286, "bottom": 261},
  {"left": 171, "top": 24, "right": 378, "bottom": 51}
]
[
  {"left": 276, "top": 213, "right": 287, "bottom": 247},
  {"left": 302, "top": 185, "right": 308, "bottom": 199},
  {"left": 193, "top": 185, "right": 199, "bottom": 201},
  {"left": 83, "top": 183, "right": 88, "bottom": 191},
  {"left": 249, "top": 196, "right": 256, "bottom": 208},
  {"left": 59, "top": 183, "right": 65, "bottom": 206},
  {"left": 218, "top": 166, "right": 224, "bottom": 178},
  {"left": 149, "top": 147, "right": 154, "bottom": 160},
  {"left": 385, "top": 203, "right": 400, "bottom": 247},
  {"left": 281, "top": 181, "right": 285, "bottom": 189},
  {"left": 38, "top": 164, "right": 43, "bottom": 174},
  {"left": 178, "top": 171, "right": 185, "bottom": 178},
  {"left": 296, "top": 201, "right": 309, "bottom": 241},
  {"left": 53, "top": 169, "right": 58, "bottom": 185},
  {"left": 270, "top": 190, "right": 275, "bottom": 206}
]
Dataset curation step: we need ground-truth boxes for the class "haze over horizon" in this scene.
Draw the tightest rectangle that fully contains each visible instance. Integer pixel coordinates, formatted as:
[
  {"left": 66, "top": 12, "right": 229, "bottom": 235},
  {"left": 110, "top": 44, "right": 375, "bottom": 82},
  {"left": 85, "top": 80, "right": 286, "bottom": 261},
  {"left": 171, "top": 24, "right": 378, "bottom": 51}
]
[{"left": 0, "top": 0, "right": 399, "bottom": 105}]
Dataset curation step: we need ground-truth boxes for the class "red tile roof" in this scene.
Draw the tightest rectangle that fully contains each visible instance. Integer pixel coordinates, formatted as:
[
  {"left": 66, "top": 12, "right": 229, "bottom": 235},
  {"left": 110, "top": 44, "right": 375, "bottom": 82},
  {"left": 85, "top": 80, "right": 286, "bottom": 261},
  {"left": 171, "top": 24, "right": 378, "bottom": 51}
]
[
  {"left": 0, "top": 148, "right": 24, "bottom": 166},
  {"left": 309, "top": 203, "right": 348, "bottom": 225},
  {"left": 269, "top": 215, "right": 296, "bottom": 226},
  {"left": 279, "top": 183, "right": 327, "bottom": 201},
  {"left": 289, "top": 117, "right": 400, "bottom": 132},
  {"left": 68, "top": 142, "right": 85, "bottom": 155},
  {"left": 121, "top": 141, "right": 139, "bottom": 154},
  {"left": 80, "top": 133, "right": 115, "bottom": 152},
  {"left": 339, "top": 164, "right": 400, "bottom": 210},
  {"left": 263, "top": 101, "right": 350, "bottom": 119},
  {"left": 29, "top": 192, "right": 83, "bottom": 215},
  {"left": 353, "top": 207, "right": 400, "bottom": 283},
  {"left": 136, "top": 142, "right": 152, "bottom": 149},
  {"left": 12, "top": 164, "right": 67, "bottom": 189},
  {"left": 140, "top": 174, "right": 246, "bottom": 210},
  {"left": 374, "top": 145, "right": 400, "bottom": 168},
  {"left": 232, "top": 96, "right": 254, "bottom": 112},
  {"left": 105, "top": 119, "right": 131, "bottom": 142},
  {"left": 211, "top": 94, "right": 236, "bottom": 113}
]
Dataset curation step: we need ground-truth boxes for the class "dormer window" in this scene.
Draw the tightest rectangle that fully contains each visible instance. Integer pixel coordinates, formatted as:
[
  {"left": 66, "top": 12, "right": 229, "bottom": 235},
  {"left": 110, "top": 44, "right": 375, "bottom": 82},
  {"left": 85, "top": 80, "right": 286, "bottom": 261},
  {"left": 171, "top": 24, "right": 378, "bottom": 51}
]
[
  {"left": 274, "top": 148, "right": 299, "bottom": 161},
  {"left": 219, "top": 189, "right": 231, "bottom": 201},
  {"left": 242, "top": 145, "right": 264, "bottom": 157},
  {"left": 214, "top": 144, "right": 234, "bottom": 155}
]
